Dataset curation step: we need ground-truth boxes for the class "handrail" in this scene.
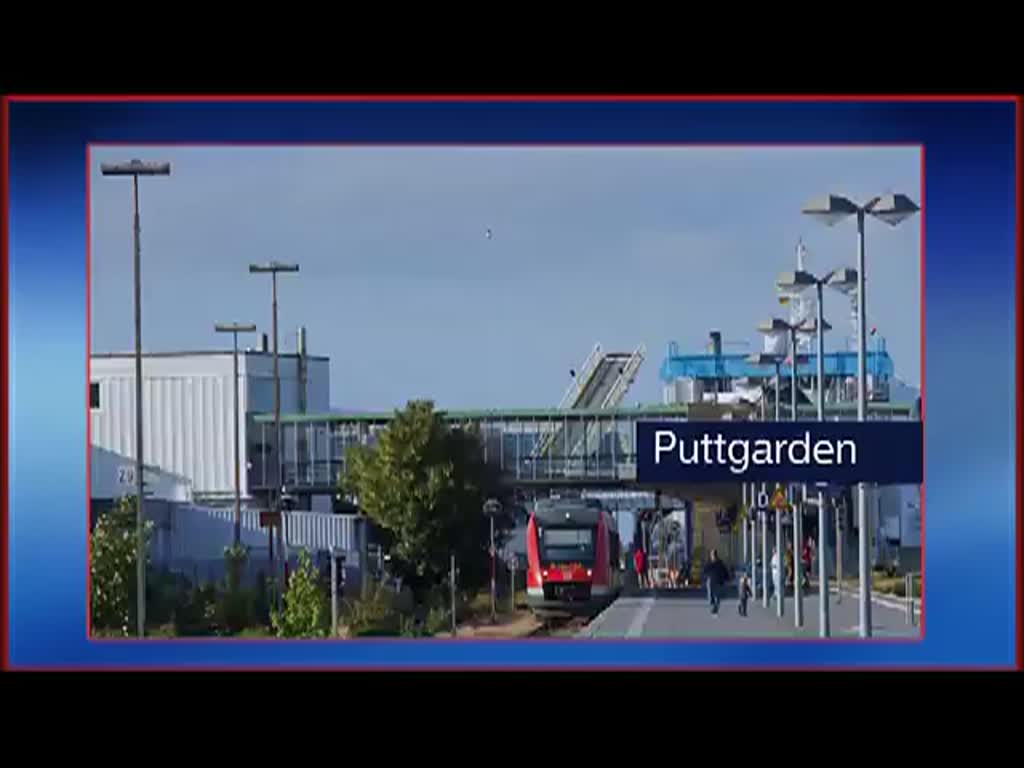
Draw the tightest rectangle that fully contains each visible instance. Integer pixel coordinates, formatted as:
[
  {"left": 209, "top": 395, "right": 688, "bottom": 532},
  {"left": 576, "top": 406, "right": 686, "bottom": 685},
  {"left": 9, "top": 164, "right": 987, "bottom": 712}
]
[
  {"left": 568, "top": 344, "right": 646, "bottom": 459},
  {"left": 558, "top": 343, "right": 603, "bottom": 410}
]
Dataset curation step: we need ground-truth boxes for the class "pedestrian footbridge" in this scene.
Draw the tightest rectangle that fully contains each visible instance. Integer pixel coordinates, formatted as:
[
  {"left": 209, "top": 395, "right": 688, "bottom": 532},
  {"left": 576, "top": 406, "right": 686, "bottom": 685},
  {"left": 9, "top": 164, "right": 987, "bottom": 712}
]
[{"left": 248, "top": 401, "right": 915, "bottom": 495}]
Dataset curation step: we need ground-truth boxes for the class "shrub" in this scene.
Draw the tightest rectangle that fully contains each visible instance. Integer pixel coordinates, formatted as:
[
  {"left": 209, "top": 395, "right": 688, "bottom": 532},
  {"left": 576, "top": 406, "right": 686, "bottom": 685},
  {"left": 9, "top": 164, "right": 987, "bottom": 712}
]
[
  {"left": 90, "top": 496, "right": 154, "bottom": 636},
  {"left": 424, "top": 604, "right": 452, "bottom": 636},
  {"left": 173, "top": 582, "right": 218, "bottom": 636},
  {"left": 218, "top": 544, "right": 258, "bottom": 634},
  {"left": 343, "top": 583, "right": 403, "bottom": 636},
  {"left": 271, "top": 550, "right": 330, "bottom": 638}
]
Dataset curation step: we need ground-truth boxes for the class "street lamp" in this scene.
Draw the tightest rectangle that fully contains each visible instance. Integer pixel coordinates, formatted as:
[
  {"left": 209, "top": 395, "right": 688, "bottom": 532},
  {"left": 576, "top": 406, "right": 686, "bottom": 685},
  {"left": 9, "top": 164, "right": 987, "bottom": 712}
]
[
  {"left": 215, "top": 323, "right": 257, "bottom": 548},
  {"left": 757, "top": 318, "right": 828, "bottom": 629},
  {"left": 249, "top": 261, "right": 300, "bottom": 602},
  {"left": 484, "top": 498, "right": 503, "bottom": 622},
  {"left": 101, "top": 158, "right": 171, "bottom": 638},
  {"left": 803, "top": 192, "right": 919, "bottom": 638},
  {"left": 756, "top": 319, "right": 825, "bottom": 421},
  {"left": 776, "top": 268, "right": 856, "bottom": 637}
]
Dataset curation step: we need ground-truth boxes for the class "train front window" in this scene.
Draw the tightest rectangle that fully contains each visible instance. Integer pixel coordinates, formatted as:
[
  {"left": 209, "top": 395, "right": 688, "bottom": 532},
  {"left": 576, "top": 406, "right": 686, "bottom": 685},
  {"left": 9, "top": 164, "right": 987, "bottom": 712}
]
[{"left": 540, "top": 527, "right": 595, "bottom": 564}]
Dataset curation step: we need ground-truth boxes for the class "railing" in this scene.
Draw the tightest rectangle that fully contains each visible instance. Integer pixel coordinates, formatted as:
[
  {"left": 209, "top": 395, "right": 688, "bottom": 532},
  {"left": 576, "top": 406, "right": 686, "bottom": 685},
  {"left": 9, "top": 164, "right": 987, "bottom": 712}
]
[{"left": 558, "top": 343, "right": 604, "bottom": 410}]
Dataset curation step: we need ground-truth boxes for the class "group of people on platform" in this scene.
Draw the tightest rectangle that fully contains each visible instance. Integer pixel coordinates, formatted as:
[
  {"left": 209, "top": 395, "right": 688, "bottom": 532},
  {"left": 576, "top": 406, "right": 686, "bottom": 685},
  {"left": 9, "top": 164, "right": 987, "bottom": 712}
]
[{"left": 628, "top": 534, "right": 818, "bottom": 617}]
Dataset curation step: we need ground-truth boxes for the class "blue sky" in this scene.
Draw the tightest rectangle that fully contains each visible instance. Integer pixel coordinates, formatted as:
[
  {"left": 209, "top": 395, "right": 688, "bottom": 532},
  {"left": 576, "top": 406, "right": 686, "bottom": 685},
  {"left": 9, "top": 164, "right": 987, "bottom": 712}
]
[{"left": 89, "top": 146, "right": 921, "bottom": 411}]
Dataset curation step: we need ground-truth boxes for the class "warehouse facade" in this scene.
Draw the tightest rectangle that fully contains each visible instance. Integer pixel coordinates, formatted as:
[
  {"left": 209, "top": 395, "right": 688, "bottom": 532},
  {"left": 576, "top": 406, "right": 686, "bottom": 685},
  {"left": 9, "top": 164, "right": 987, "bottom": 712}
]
[{"left": 89, "top": 336, "right": 329, "bottom": 507}]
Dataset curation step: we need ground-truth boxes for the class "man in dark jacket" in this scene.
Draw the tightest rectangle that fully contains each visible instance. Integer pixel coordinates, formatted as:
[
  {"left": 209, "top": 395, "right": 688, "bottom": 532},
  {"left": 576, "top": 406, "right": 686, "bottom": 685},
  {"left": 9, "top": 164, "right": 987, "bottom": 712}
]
[{"left": 703, "top": 549, "right": 729, "bottom": 615}]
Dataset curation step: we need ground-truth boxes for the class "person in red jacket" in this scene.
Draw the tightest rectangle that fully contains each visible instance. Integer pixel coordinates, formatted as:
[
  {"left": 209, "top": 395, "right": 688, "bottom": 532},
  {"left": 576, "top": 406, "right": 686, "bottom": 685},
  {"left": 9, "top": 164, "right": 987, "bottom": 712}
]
[
  {"left": 801, "top": 537, "right": 813, "bottom": 589},
  {"left": 634, "top": 548, "right": 647, "bottom": 589}
]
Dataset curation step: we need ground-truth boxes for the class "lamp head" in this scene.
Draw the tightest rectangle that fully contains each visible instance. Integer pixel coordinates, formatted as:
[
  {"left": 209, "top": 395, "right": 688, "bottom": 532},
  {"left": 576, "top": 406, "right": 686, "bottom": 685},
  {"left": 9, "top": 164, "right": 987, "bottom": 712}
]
[
  {"left": 865, "top": 193, "right": 920, "bottom": 226},
  {"left": 825, "top": 267, "right": 858, "bottom": 292},
  {"left": 801, "top": 193, "right": 860, "bottom": 226},
  {"left": 100, "top": 159, "right": 171, "bottom": 176},
  {"left": 776, "top": 270, "right": 819, "bottom": 290}
]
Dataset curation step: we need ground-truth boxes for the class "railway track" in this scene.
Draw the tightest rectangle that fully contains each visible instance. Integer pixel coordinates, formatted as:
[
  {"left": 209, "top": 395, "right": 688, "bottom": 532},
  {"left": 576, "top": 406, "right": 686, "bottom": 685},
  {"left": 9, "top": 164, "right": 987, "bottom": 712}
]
[{"left": 532, "top": 613, "right": 592, "bottom": 638}]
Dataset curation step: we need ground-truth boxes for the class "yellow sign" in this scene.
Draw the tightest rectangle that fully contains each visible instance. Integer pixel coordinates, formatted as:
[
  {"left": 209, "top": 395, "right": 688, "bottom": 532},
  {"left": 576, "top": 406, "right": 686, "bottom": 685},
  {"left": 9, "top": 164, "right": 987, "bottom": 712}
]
[{"left": 770, "top": 487, "right": 789, "bottom": 511}]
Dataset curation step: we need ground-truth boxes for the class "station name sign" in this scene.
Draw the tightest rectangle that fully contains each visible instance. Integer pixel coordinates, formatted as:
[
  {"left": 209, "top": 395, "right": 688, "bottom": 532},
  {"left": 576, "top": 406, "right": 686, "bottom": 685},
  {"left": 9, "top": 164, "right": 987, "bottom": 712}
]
[{"left": 636, "top": 421, "right": 922, "bottom": 484}]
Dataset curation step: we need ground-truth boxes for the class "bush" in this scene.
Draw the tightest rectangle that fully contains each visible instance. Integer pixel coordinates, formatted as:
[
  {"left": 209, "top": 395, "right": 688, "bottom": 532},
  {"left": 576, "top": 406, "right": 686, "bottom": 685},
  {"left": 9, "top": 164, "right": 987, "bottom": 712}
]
[
  {"left": 424, "top": 604, "right": 452, "bottom": 636},
  {"left": 90, "top": 496, "right": 154, "bottom": 636},
  {"left": 271, "top": 550, "right": 330, "bottom": 638},
  {"left": 343, "top": 583, "right": 401, "bottom": 636},
  {"left": 173, "top": 582, "right": 218, "bottom": 636},
  {"left": 218, "top": 544, "right": 259, "bottom": 634}
]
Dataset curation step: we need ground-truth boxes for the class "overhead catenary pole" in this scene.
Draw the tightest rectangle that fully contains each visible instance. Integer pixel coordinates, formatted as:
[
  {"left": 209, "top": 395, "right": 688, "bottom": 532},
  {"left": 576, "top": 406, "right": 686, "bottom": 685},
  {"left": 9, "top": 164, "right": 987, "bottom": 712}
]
[
  {"left": 215, "top": 322, "right": 257, "bottom": 548},
  {"left": 775, "top": 501, "right": 784, "bottom": 618},
  {"left": 761, "top": 489, "right": 769, "bottom": 607},
  {"left": 249, "top": 261, "right": 299, "bottom": 605},
  {"left": 815, "top": 281, "right": 831, "bottom": 636},
  {"left": 100, "top": 158, "right": 171, "bottom": 638},
  {"left": 789, "top": 326, "right": 803, "bottom": 629},
  {"left": 855, "top": 209, "right": 872, "bottom": 637}
]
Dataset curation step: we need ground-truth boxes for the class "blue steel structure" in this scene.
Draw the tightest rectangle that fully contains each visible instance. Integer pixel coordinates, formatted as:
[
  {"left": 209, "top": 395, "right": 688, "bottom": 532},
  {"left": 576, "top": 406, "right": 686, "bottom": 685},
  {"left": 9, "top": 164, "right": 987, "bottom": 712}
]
[{"left": 659, "top": 343, "right": 894, "bottom": 383}]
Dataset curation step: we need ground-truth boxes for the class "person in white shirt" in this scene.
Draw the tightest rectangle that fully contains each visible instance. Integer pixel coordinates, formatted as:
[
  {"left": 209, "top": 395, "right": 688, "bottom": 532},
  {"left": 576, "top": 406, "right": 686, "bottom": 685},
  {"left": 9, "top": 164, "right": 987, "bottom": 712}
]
[{"left": 770, "top": 546, "right": 780, "bottom": 601}]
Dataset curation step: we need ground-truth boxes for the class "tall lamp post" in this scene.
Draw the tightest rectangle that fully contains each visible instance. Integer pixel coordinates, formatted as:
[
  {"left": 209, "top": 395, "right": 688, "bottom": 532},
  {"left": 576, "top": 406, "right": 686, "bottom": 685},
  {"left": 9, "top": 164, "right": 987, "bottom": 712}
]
[
  {"left": 100, "top": 158, "right": 171, "bottom": 638},
  {"left": 484, "top": 499, "right": 503, "bottom": 622},
  {"left": 215, "top": 322, "right": 257, "bottom": 547},
  {"left": 249, "top": 262, "right": 300, "bottom": 600},
  {"left": 802, "top": 193, "right": 919, "bottom": 638},
  {"left": 757, "top": 319, "right": 826, "bottom": 628},
  {"left": 776, "top": 267, "right": 856, "bottom": 637}
]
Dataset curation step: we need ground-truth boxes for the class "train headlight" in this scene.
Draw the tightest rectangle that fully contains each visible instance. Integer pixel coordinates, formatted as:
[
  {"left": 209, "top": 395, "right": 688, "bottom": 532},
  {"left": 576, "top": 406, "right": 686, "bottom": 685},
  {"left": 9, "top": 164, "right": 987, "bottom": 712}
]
[
  {"left": 542, "top": 570, "right": 548, "bottom": 579},
  {"left": 586, "top": 569, "right": 592, "bottom": 578}
]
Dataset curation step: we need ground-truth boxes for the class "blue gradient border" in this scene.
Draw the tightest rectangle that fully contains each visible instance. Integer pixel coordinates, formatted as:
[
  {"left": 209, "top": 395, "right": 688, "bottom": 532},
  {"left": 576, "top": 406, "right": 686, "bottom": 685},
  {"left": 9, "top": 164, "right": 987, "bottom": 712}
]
[{"left": 4, "top": 97, "right": 1019, "bottom": 669}]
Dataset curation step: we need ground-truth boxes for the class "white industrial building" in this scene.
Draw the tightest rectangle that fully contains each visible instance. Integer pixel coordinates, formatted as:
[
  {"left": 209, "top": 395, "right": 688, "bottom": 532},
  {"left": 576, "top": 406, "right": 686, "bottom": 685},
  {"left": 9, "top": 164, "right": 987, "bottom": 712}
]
[{"left": 89, "top": 330, "right": 329, "bottom": 507}]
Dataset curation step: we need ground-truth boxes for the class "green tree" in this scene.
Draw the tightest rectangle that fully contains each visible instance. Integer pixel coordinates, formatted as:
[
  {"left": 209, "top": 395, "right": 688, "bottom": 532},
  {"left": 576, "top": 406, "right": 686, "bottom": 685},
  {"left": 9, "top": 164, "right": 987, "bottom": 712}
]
[
  {"left": 271, "top": 549, "right": 330, "bottom": 638},
  {"left": 342, "top": 400, "right": 505, "bottom": 605},
  {"left": 90, "top": 496, "right": 153, "bottom": 636}
]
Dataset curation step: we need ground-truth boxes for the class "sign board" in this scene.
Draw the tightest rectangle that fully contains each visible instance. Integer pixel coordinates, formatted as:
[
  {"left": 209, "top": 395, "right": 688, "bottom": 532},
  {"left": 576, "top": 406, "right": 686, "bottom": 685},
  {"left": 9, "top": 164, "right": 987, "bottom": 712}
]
[
  {"left": 259, "top": 511, "right": 281, "bottom": 528},
  {"left": 770, "top": 486, "right": 789, "bottom": 511},
  {"left": 117, "top": 465, "right": 136, "bottom": 485}
]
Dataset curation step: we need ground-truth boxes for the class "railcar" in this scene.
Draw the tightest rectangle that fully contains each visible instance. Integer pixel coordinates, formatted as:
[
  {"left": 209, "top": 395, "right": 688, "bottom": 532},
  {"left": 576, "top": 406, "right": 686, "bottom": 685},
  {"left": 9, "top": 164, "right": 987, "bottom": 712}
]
[{"left": 525, "top": 498, "right": 622, "bottom": 616}]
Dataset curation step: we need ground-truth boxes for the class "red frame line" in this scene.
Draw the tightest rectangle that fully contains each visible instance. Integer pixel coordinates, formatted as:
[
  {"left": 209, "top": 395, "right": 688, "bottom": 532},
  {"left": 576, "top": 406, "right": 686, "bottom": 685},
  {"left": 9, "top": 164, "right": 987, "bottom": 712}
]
[{"left": 6, "top": 94, "right": 1021, "bottom": 104}]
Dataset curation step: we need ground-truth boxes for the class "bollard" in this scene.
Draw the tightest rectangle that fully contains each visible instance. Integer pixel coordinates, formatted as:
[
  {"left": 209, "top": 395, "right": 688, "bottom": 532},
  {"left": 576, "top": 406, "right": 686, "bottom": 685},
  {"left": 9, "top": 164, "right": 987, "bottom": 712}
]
[
  {"left": 510, "top": 559, "right": 517, "bottom": 614},
  {"left": 330, "top": 551, "right": 338, "bottom": 636},
  {"left": 450, "top": 554, "right": 457, "bottom": 637},
  {"left": 909, "top": 573, "right": 917, "bottom": 626}
]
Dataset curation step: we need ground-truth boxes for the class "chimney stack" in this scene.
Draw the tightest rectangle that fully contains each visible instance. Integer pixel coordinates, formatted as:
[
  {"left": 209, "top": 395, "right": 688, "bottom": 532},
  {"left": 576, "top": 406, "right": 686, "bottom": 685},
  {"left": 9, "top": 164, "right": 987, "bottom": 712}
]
[
  {"left": 261, "top": 333, "right": 269, "bottom": 353},
  {"left": 708, "top": 330, "right": 722, "bottom": 357}
]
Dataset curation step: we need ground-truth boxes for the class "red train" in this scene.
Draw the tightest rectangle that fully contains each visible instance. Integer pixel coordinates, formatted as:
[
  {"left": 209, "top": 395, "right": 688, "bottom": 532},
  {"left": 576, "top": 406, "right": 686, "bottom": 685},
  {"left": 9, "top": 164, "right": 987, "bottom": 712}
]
[{"left": 525, "top": 498, "right": 623, "bottom": 615}]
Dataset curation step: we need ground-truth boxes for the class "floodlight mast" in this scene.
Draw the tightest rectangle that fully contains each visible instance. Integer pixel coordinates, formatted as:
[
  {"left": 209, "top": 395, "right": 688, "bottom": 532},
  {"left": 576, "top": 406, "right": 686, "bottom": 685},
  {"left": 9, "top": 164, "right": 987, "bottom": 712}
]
[
  {"left": 215, "top": 322, "right": 258, "bottom": 548},
  {"left": 801, "top": 192, "right": 919, "bottom": 638},
  {"left": 100, "top": 158, "right": 171, "bottom": 638}
]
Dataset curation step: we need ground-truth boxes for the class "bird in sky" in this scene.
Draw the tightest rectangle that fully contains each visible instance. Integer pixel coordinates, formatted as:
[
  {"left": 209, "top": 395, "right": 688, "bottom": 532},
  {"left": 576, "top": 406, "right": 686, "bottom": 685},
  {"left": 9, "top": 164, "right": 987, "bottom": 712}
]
[{"left": 485, "top": 228, "right": 493, "bottom": 240}]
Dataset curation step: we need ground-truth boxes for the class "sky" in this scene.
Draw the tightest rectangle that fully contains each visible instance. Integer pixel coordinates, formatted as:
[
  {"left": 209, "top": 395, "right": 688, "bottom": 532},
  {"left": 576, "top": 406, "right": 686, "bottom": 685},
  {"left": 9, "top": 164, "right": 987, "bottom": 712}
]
[{"left": 90, "top": 146, "right": 922, "bottom": 411}]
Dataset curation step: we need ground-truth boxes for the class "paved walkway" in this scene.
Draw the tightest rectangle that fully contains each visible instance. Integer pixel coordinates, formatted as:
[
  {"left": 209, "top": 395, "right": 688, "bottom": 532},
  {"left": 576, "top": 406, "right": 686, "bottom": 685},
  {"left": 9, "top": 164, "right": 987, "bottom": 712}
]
[{"left": 579, "top": 585, "right": 921, "bottom": 639}]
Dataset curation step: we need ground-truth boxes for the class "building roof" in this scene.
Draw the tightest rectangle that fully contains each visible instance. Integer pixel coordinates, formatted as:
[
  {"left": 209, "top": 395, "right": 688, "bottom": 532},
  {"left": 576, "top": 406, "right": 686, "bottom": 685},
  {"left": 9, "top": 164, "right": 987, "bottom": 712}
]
[
  {"left": 91, "top": 350, "right": 329, "bottom": 362},
  {"left": 253, "top": 401, "right": 916, "bottom": 424}
]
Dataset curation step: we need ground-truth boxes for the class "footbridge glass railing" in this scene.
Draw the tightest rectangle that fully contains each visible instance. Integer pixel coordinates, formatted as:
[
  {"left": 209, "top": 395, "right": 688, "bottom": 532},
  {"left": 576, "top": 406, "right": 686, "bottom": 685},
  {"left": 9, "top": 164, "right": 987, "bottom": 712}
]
[{"left": 247, "top": 402, "right": 915, "bottom": 492}]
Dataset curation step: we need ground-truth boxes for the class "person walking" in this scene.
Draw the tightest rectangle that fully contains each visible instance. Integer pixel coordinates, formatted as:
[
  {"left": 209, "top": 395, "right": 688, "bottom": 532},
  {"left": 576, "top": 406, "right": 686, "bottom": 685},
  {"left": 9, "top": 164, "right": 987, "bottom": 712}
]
[
  {"left": 633, "top": 547, "right": 647, "bottom": 590},
  {"left": 770, "top": 546, "right": 780, "bottom": 602},
  {"left": 738, "top": 573, "right": 752, "bottom": 616},
  {"left": 801, "top": 536, "right": 813, "bottom": 589},
  {"left": 703, "top": 549, "right": 729, "bottom": 615}
]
